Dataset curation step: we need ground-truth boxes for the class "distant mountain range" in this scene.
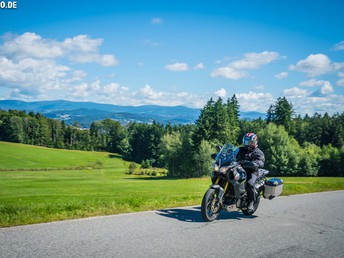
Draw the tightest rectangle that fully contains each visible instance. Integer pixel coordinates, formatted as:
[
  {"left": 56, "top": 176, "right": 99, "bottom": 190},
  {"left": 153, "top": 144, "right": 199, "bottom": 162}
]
[{"left": 0, "top": 100, "right": 265, "bottom": 127}]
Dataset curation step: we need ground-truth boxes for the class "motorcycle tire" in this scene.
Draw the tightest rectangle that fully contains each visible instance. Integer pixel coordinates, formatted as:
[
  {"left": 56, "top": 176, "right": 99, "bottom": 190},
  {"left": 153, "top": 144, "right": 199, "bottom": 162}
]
[
  {"left": 242, "top": 195, "right": 260, "bottom": 216},
  {"left": 201, "top": 188, "right": 221, "bottom": 222}
]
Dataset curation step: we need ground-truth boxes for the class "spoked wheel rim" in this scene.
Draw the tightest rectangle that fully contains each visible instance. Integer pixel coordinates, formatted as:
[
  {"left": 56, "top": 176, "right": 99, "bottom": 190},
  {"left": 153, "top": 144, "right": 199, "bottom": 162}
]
[
  {"left": 201, "top": 188, "right": 221, "bottom": 222},
  {"left": 207, "top": 192, "right": 220, "bottom": 216}
]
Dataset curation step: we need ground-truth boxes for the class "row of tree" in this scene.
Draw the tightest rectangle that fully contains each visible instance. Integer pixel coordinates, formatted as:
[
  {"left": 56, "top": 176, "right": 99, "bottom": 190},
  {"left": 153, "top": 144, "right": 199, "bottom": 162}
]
[{"left": 1, "top": 95, "right": 344, "bottom": 177}]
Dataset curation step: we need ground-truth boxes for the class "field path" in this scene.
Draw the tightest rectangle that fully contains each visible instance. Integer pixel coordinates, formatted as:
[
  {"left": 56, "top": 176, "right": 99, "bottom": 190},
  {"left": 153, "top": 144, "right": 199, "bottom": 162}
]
[{"left": 1, "top": 191, "right": 344, "bottom": 258}]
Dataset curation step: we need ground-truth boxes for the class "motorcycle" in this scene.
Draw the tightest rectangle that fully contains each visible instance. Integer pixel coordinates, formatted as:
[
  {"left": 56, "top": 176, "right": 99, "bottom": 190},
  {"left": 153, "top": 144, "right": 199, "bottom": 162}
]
[{"left": 201, "top": 144, "right": 271, "bottom": 222}]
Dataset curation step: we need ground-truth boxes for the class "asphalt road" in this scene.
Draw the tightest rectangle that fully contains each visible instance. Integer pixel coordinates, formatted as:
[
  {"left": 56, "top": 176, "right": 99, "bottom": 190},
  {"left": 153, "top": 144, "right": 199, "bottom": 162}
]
[{"left": 1, "top": 191, "right": 344, "bottom": 258}]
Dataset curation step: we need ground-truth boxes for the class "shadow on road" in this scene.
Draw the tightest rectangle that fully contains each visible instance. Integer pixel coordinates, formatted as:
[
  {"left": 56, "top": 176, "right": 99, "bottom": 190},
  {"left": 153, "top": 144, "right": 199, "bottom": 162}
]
[{"left": 156, "top": 206, "right": 257, "bottom": 223}]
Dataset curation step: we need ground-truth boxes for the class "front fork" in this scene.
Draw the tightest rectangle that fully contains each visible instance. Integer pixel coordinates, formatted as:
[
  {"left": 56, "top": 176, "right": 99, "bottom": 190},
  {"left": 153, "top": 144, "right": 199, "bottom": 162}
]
[{"left": 211, "top": 178, "right": 229, "bottom": 205}]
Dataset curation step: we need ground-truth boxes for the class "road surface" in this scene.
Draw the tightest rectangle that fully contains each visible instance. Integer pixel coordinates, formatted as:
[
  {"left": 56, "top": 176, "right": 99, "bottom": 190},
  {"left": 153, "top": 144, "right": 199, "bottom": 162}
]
[{"left": 1, "top": 191, "right": 344, "bottom": 257}]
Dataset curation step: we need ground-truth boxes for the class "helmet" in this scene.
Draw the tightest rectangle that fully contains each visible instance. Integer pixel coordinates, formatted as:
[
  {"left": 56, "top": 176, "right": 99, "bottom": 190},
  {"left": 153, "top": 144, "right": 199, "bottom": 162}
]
[{"left": 243, "top": 132, "right": 258, "bottom": 150}]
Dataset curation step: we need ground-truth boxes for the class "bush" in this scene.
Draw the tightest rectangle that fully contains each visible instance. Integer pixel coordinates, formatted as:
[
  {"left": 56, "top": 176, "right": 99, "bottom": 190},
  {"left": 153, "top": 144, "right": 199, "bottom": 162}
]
[{"left": 128, "top": 162, "right": 137, "bottom": 174}]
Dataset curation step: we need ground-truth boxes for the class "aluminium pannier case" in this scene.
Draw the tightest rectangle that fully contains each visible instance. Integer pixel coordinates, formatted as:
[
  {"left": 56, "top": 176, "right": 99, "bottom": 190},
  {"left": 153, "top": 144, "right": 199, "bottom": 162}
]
[{"left": 263, "top": 178, "right": 283, "bottom": 199}]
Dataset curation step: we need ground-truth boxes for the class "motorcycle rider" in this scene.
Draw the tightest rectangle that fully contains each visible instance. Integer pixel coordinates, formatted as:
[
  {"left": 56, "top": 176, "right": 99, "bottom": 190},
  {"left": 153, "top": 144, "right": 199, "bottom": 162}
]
[{"left": 236, "top": 132, "right": 265, "bottom": 212}]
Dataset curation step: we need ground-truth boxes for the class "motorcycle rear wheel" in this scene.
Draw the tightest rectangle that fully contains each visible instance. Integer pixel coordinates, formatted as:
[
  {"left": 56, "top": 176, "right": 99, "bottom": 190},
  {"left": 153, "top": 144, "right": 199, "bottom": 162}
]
[
  {"left": 201, "top": 188, "right": 221, "bottom": 222},
  {"left": 242, "top": 195, "right": 260, "bottom": 216}
]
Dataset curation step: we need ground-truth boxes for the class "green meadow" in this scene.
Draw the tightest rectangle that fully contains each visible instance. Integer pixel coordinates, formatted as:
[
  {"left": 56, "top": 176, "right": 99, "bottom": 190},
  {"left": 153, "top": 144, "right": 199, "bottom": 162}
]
[{"left": 1, "top": 141, "right": 344, "bottom": 227}]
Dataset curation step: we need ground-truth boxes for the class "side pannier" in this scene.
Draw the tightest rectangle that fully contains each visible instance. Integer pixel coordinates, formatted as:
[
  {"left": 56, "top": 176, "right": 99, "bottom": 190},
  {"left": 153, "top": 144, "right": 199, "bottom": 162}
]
[{"left": 263, "top": 178, "right": 283, "bottom": 199}]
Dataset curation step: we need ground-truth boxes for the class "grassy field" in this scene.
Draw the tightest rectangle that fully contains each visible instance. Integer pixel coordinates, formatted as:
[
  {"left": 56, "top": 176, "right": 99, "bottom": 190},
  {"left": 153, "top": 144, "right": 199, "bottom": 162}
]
[{"left": 1, "top": 141, "right": 344, "bottom": 227}]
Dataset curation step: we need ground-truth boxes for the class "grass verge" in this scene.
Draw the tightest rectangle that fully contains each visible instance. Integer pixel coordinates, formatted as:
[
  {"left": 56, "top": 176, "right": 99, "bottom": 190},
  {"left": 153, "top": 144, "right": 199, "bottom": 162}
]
[{"left": 0, "top": 142, "right": 343, "bottom": 227}]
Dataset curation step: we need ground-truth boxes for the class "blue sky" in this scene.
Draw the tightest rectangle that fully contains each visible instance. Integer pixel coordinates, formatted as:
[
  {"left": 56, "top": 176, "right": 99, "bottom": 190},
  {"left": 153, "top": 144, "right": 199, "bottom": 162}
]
[{"left": 0, "top": 0, "right": 343, "bottom": 115}]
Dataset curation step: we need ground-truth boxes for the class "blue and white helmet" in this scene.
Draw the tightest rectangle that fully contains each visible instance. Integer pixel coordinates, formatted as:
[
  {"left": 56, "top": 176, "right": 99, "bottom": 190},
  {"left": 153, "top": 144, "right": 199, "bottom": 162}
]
[{"left": 243, "top": 132, "right": 258, "bottom": 150}]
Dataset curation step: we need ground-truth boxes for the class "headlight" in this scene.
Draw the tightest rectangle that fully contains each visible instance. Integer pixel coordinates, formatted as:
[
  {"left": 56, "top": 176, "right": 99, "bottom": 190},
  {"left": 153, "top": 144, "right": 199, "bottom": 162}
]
[
  {"left": 213, "top": 163, "right": 219, "bottom": 172},
  {"left": 219, "top": 166, "right": 229, "bottom": 173}
]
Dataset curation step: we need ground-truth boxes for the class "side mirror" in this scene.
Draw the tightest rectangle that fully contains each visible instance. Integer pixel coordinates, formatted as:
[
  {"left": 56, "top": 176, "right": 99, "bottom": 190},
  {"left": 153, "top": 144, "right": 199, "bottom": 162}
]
[
  {"left": 215, "top": 145, "right": 222, "bottom": 152},
  {"left": 211, "top": 153, "right": 217, "bottom": 159}
]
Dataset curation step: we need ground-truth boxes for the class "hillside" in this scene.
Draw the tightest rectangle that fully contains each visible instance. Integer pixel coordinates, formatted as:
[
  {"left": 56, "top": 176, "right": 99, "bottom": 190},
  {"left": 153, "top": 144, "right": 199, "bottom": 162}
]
[
  {"left": 0, "top": 100, "right": 265, "bottom": 127},
  {"left": 0, "top": 141, "right": 125, "bottom": 170},
  {"left": 0, "top": 141, "right": 209, "bottom": 226}
]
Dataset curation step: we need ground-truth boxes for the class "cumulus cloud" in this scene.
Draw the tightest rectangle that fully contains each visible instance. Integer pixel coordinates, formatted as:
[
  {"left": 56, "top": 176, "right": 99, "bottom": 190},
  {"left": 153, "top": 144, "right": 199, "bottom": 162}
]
[
  {"left": 299, "top": 79, "right": 329, "bottom": 87},
  {"left": 281, "top": 81, "right": 344, "bottom": 115},
  {"left": 0, "top": 32, "right": 118, "bottom": 66},
  {"left": 0, "top": 32, "right": 63, "bottom": 59},
  {"left": 0, "top": 56, "right": 69, "bottom": 87},
  {"left": 231, "top": 51, "right": 279, "bottom": 70},
  {"left": 285, "top": 92, "right": 344, "bottom": 115},
  {"left": 0, "top": 32, "right": 119, "bottom": 101},
  {"left": 165, "top": 62, "right": 189, "bottom": 72},
  {"left": 70, "top": 53, "right": 117, "bottom": 66},
  {"left": 194, "top": 63, "right": 205, "bottom": 70},
  {"left": 130, "top": 85, "right": 205, "bottom": 107},
  {"left": 211, "top": 67, "right": 247, "bottom": 79},
  {"left": 283, "top": 87, "right": 308, "bottom": 99},
  {"left": 289, "top": 54, "right": 344, "bottom": 77},
  {"left": 58, "top": 81, "right": 206, "bottom": 108},
  {"left": 337, "top": 72, "right": 344, "bottom": 86},
  {"left": 298, "top": 79, "right": 334, "bottom": 97},
  {"left": 211, "top": 51, "right": 279, "bottom": 80},
  {"left": 275, "top": 72, "right": 288, "bottom": 79},
  {"left": 235, "top": 91, "right": 274, "bottom": 112},
  {"left": 214, "top": 88, "right": 227, "bottom": 98}
]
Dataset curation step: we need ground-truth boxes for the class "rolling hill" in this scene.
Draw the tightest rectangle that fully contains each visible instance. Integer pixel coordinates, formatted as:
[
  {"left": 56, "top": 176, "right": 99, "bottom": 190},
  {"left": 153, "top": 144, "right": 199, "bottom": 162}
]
[{"left": 0, "top": 99, "right": 265, "bottom": 127}]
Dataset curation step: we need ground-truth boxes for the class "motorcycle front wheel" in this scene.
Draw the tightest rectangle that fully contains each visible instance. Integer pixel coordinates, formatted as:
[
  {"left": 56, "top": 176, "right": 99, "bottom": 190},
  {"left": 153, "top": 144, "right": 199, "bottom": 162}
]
[{"left": 201, "top": 188, "right": 221, "bottom": 222}]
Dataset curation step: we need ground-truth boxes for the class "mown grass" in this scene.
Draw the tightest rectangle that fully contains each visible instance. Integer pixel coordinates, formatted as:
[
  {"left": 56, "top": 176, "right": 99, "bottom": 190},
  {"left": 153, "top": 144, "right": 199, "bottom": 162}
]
[{"left": 0, "top": 141, "right": 343, "bottom": 227}]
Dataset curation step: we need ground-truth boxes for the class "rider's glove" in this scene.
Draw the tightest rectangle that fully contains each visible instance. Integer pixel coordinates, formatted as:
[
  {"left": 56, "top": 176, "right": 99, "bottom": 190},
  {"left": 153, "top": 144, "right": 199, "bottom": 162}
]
[{"left": 241, "top": 160, "right": 258, "bottom": 170}]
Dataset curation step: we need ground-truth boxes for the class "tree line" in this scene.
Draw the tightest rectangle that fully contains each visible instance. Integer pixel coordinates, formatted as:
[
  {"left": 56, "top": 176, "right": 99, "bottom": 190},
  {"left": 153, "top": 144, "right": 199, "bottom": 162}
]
[{"left": 1, "top": 95, "right": 343, "bottom": 177}]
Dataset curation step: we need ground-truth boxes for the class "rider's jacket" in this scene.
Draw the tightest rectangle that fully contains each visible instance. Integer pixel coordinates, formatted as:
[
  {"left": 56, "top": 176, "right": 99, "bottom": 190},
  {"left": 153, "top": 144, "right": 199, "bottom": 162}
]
[{"left": 236, "top": 147, "right": 265, "bottom": 173}]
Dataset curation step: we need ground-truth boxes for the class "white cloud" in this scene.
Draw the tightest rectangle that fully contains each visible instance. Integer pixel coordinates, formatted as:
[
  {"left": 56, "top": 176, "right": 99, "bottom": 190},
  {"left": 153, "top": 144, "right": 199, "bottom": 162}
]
[
  {"left": 231, "top": 51, "right": 279, "bottom": 70},
  {"left": 319, "top": 83, "right": 334, "bottom": 95},
  {"left": 334, "top": 41, "right": 344, "bottom": 50},
  {"left": 283, "top": 87, "right": 308, "bottom": 99},
  {"left": 0, "top": 32, "right": 120, "bottom": 101},
  {"left": 211, "top": 51, "right": 280, "bottom": 80},
  {"left": 90, "top": 80, "right": 101, "bottom": 91},
  {"left": 275, "top": 72, "right": 288, "bottom": 79},
  {"left": 337, "top": 79, "right": 344, "bottom": 86},
  {"left": 299, "top": 79, "right": 329, "bottom": 87},
  {"left": 0, "top": 32, "right": 63, "bottom": 59},
  {"left": 62, "top": 35, "right": 103, "bottom": 52},
  {"left": 211, "top": 67, "right": 248, "bottom": 79},
  {"left": 214, "top": 88, "right": 226, "bottom": 98},
  {"left": 287, "top": 94, "right": 344, "bottom": 116},
  {"left": 70, "top": 83, "right": 89, "bottom": 98},
  {"left": 337, "top": 72, "right": 344, "bottom": 86},
  {"left": 0, "top": 32, "right": 118, "bottom": 66},
  {"left": 298, "top": 79, "right": 334, "bottom": 96},
  {"left": 281, "top": 83, "right": 344, "bottom": 115},
  {"left": 289, "top": 54, "right": 344, "bottom": 77},
  {"left": 0, "top": 57, "right": 69, "bottom": 88},
  {"left": 236, "top": 91, "right": 274, "bottom": 112},
  {"left": 103, "top": 83, "right": 121, "bottom": 94},
  {"left": 151, "top": 18, "right": 163, "bottom": 25},
  {"left": 165, "top": 62, "right": 189, "bottom": 72},
  {"left": 194, "top": 63, "right": 204, "bottom": 70},
  {"left": 129, "top": 85, "right": 205, "bottom": 107}
]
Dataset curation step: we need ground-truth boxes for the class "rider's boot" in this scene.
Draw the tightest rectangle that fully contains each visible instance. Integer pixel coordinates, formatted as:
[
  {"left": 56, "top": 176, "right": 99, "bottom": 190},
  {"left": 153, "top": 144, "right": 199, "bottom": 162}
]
[{"left": 246, "top": 184, "right": 256, "bottom": 212}]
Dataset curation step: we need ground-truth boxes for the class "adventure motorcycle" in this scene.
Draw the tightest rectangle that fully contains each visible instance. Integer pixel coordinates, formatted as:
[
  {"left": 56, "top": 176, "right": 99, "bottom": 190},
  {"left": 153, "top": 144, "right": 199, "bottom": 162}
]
[{"left": 201, "top": 144, "right": 281, "bottom": 222}]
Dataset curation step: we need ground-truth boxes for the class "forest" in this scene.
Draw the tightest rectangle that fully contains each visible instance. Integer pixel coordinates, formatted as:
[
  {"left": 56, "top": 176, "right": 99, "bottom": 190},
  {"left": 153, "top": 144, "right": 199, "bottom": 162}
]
[{"left": 1, "top": 95, "right": 343, "bottom": 177}]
